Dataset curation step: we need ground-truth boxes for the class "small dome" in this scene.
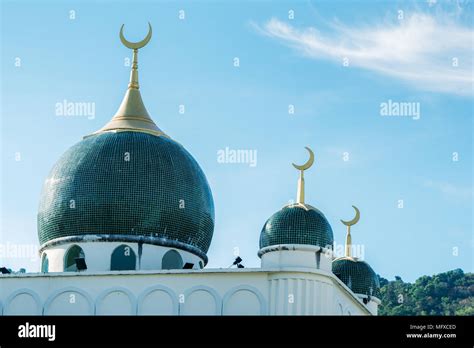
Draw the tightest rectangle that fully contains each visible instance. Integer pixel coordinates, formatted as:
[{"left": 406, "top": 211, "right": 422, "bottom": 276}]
[
  {"left": 332, "top": 257, "right": 380, "bottom": 297},
  {"left": 37, "top": 131, "right": 215, "bottom": 262},
  {"left": 259, "top": 203, "right": 334, "bottom": 249}
]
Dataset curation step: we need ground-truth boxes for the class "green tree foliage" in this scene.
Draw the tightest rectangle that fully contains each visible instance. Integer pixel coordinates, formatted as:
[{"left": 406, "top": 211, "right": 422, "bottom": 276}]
[{"left": 378, "top": 269, "right": 474, "bottom": 316}]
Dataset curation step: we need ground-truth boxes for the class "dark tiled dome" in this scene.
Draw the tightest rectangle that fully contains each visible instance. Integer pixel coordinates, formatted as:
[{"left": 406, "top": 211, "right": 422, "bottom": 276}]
[
  {"left": 37, "top": 131, "right": 214, "bottom": 262},
  {"left": 259, "top": 203, "right": 334, "bottom": 249},
  {"left": 332, "top": 257, "right": 380, "bottom": 297}
]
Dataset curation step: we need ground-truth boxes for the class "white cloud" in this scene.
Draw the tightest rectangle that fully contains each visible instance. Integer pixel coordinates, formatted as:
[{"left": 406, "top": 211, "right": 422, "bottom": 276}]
[
  {"left": 424, "top": 179, "right": 472, "bottom": 199},
  {"left": 255, "top": 14, "right": 473, "bottom": 96}
]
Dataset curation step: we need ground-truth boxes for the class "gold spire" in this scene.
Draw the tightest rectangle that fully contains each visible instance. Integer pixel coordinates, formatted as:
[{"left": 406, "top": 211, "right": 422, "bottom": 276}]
[
  {"left": 340, "top": 205, "right": 360, "bottom": 258},
  {"left": 292, "top": 147, "right": 315, "bottom": 204},
  {"left": 88, "top": 22, "right": 167, "bottom": 138}
]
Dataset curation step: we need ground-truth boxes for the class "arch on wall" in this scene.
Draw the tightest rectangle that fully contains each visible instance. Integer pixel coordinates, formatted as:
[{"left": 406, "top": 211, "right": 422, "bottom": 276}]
[
  {"left": 180, "top": 285, "right": 222, "bottom": 315},
  {"left": 345, "top": 306, "right": 353, "bottom": 316},
  {"left": 63, "top": 245, "right": 85, "bottom": 272},
  {"left": 110, "top": 244, "right": 136, "bottom": 271},
  {"left": 4, "top": 289, "right": 42, "bottom": 315},
  {"left": 222, "top": 285, "right": 267, "bottom": 315},
  {"left": 43, "top": 286, "right": 94, "bottom": 315},
  {"left": 333, "top": 296, "right": 344, "bottom": 315},
  {"left": 95, "top": 287, "right": 137, "bottom": 315},
  {"left": 137, "top": 285, "right": 178, "bottom": 315},
  {"left": 162, "top": 249, "right": 183, "bottom": 270},
  {"left": 41, "top": 253, "right": 49, "bottom": 273}
]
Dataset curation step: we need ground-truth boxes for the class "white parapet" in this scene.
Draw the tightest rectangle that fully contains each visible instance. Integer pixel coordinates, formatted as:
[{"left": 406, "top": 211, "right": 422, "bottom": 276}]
[{"left": 0, "top": 267, "right": 373, "bottom": 316}]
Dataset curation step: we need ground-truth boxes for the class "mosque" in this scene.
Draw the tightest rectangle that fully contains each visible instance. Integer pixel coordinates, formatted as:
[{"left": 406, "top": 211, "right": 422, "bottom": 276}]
[{"left": 0, "top": 24, "right": 381, "bottom": 316}]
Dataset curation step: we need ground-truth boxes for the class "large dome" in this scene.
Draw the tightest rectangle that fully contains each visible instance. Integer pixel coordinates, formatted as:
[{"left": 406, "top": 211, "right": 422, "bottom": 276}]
[
  {"left": 37, "top": 131, "right": 215, "bottom": 262},
  {"left": 259, "top": 203, "right": 334, "bottom": 249},
  {"left": 332, "top": 257, "right": 380, "bottom": 297}
]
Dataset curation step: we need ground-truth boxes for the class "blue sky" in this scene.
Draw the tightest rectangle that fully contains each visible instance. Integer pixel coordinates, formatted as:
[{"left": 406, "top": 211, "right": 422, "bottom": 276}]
[{"left": 1, "top": 0, "right": 472, "bottom": 282}]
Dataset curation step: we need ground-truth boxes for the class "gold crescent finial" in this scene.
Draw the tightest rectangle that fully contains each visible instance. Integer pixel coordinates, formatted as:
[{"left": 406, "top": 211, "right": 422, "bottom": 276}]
[
  {"left": 341, "top": 205, "right": 360, "bottom": 258},
  {"left": 120, "top": 22, "right": 153, "bottom": 50},
  {"left": 119, "top": 22, "right": 153, "bottom": 90},
  {"left": 341, "top": 205, "right": 360, "bottom": 227},
  {"left": 293, "top": 147, "right": 315, "bottom": 204},
  {"left": 292, "top": 146, "right": 315, "bottom": 171},
  {"left": 87, "top": 22, "right": 163, "bottom": 138}
]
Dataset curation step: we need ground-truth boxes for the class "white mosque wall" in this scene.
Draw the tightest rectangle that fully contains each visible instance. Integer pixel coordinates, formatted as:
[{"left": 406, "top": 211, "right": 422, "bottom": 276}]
[
  {"left": 0, "top": 268, "right": 373, "bottom": 316},
  {"left": 42, "top": 241, "right": 204, "bottom": 272},
  {"left": 356, "top": 294, "right": 381, "bottom": 315},
  {"left": 259, "top": 245, "right": 332, "bottom": 272}
]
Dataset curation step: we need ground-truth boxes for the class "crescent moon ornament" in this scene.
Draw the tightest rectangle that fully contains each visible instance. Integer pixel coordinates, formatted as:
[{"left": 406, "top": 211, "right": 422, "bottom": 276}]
[
  {"left": 292, "top": 146, "right": 315, "bottom": 171},
  {"left": 293, "top": 147, "right": 315, "bottom": 204},
  {"left": 120, "top": 22, "right": 152, "bottom": 50},
  {"left": 341, "top": 205, "right": 360, "bottom": 226}
]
